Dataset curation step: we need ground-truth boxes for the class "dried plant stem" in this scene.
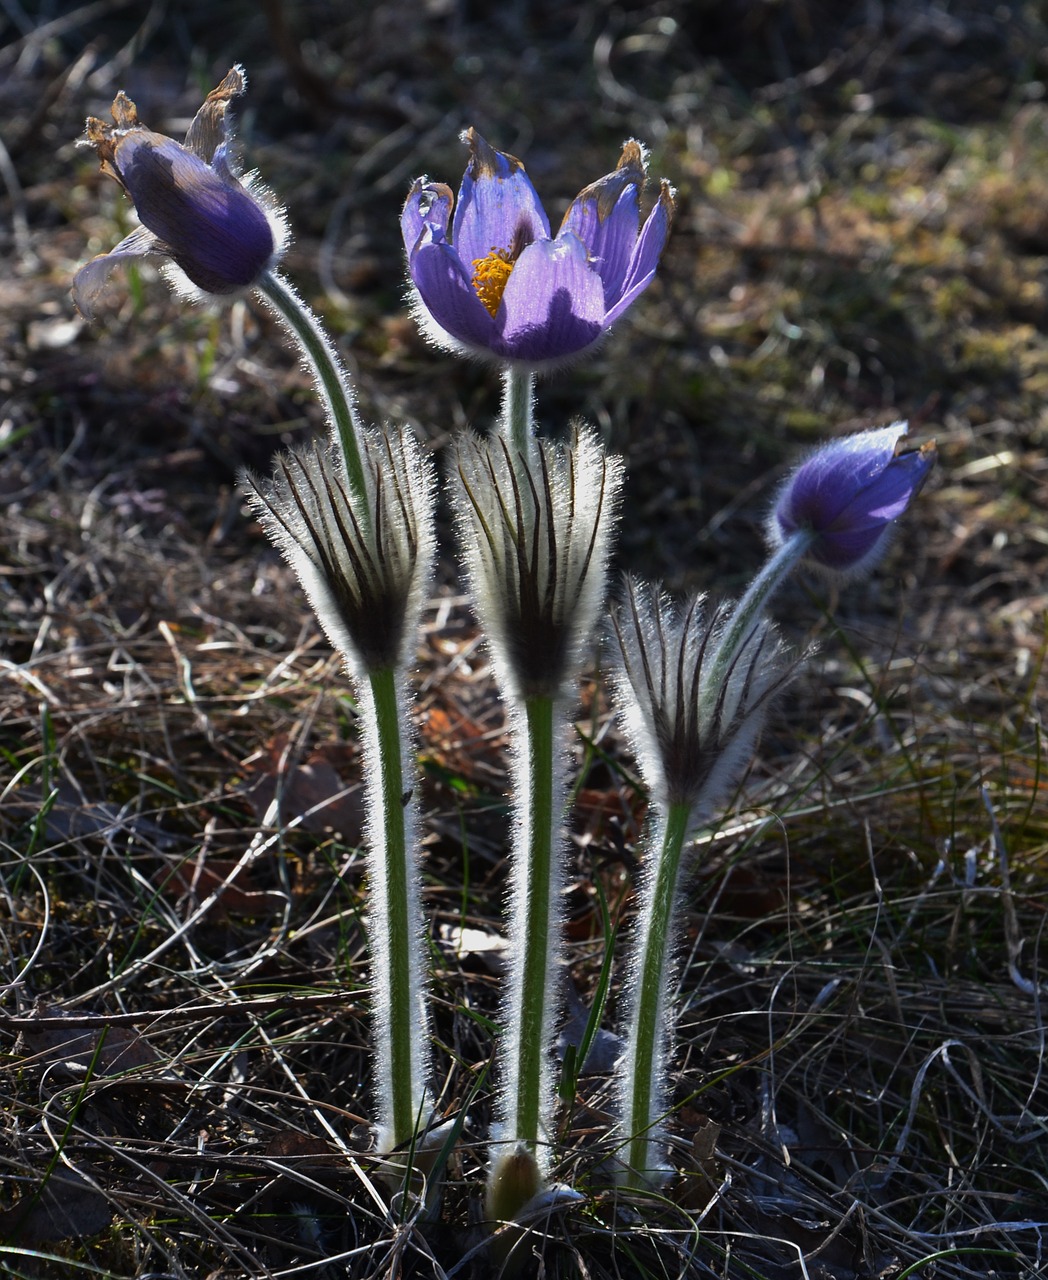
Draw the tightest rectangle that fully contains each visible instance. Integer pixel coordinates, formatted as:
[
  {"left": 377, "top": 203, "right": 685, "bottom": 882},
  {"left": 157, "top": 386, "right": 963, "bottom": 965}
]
[
  {"left": 619, "top": 799, "right": 691, "bottom": 1187},
  {"left": 257, "top": 269, "right": 369, "bottom": 508},
  {"left": 500, "top": 366, "right": 536, "bottom": 462},
  {"left": 487, "top": 693, "right": 565, "bottom": 1216},
  {"left": 361, "top": 665, "right": 430, "bottom": 1152}
]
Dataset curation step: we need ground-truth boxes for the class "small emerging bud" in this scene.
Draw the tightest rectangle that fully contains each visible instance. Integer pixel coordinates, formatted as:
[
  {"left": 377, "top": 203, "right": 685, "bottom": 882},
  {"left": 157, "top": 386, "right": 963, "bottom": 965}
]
[
  {"left": 486, "top": 1142, "right": 542, "bottom": 1225},
  {"left": 768, "top": 422, "right": 935, "bottom": 580}
]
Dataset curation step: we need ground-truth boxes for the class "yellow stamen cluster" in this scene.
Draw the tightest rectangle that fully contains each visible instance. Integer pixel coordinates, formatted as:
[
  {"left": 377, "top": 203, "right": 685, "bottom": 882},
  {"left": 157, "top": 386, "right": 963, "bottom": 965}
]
[{"left": 471, "top": 248, "right": 514, "bottom": 317}]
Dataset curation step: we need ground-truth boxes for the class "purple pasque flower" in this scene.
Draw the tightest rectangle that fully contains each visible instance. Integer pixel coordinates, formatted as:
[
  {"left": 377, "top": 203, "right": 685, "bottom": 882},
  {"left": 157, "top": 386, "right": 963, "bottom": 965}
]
[
  {"left": 73, "top": 66, "right": 286, "bottom": 318},
  {"left": 401, "top": 128, "right": 674, "bottom": 368},
  {"left": 769, "top": 422, "right": 936, "bottom": 579}
]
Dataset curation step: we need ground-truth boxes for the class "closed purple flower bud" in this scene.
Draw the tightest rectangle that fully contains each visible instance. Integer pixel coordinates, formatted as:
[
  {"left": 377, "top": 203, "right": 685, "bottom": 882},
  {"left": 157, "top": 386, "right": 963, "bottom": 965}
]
[
  {"left": 401, "top": 129, "right": 674, "bottom": 369},
  {"left": 768, "top": 422, "right": 935, "bottom": 579},
  {"left": 108, "top": 129, "right": 274, "bottom": 294},
  {"left": 73, "top": 66, "right": 286, "bottom": 317}
]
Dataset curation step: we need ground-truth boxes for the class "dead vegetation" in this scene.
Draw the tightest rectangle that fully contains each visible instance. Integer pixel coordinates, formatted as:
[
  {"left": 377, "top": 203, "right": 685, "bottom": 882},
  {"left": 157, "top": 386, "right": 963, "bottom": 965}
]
[{"left": 1, "top": 2, "right": 1046, "bottom": 1276}]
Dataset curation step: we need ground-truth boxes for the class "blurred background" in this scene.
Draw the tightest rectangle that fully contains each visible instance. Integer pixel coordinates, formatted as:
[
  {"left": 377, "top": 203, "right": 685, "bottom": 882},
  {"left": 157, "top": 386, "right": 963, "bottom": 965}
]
[{"left": 6, "top": 0, "right": 1046, "bottom": 618}]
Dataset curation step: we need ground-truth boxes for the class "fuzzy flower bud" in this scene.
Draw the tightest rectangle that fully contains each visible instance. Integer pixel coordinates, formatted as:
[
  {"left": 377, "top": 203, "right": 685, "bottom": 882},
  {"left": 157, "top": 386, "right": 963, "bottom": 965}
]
[
  {"left": 453, "top": 427, "right": 622, "bottom": 702},
  {"left": 611, "top": 576, "right": 794, "bottom": 1189},
  {"left": 246, "top": 427, "right": 437, "bottom": 1156},
  {"left": 767, "top": 422, "right": 935, "bottom": 580}
]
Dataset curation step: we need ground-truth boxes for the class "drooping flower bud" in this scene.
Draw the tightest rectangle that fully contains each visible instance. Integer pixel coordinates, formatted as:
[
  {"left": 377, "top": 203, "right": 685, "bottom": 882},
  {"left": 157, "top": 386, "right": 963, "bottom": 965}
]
[
  {"left": 74, "top": 66, "right": 286, "bottom": 317},
  {"left": 767, "top": 422, "right": 935, "bottom": 580}
]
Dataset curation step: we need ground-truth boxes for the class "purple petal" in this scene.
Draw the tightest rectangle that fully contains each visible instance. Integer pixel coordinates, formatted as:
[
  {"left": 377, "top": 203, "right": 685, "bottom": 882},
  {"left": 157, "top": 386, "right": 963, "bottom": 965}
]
[
  {"left": 827, "top": 423, "right": 905, "bottom": 475},
  {"left": 408, "top": 235, "right": 499, "bottom": 350},
  {"left": 112, "top": 130, "right": 274, "bottom": 293},
  {"left": 401, "top": 179, "right": 454, "bottom": 256},
  {"left": 559, "top": 140, "right": 644, "bottom": 307},
  {"left": 71, "top": 225, "right": 164, "bottom": 318},
  {"left": 785, "top": 425, "right": 908, "bottom": 528},
  {"left": 494, "top": 234, "right": 605, "bottom": 362},
  {"left": 834, "top": 447, "right": 935, "bottom": 527},
  {"left": 209, "top": 140, "right": 238, "bottom": 185},
  {"left": 603, "top": 179, "right": 674, "bottom": 326},
  {"left": 452, "top": 129, "right": 550, "bottom": 270},
  {"left": 809, "top": 525, "right": 887, "bottom": 570}
]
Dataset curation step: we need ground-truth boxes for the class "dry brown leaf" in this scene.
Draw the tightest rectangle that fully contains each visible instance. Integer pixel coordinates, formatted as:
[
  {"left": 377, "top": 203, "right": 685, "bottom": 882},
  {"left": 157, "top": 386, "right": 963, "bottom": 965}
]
[
  {"left": 16, "top": 1008, "right": 160, "bottom": 1075},
  {"left": 0, "top": 1169, "right": 111, "bottom": 1244},
  {"left": 153, "top": 857, "right": 288, "bottom": 920},
  {"left": 240, "top": 734, "right": 365, "bottom": 840}
]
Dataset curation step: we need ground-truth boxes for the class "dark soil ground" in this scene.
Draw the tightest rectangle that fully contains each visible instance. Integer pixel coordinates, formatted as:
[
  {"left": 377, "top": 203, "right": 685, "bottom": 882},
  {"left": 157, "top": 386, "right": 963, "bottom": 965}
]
[{"left": 1, "top": 2, "right": 1046, "bottom": 1277}]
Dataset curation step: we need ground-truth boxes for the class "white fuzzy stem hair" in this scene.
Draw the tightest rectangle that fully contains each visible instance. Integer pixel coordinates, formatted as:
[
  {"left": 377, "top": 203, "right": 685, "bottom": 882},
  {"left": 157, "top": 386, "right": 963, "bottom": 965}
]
[
  {"left": 244, "top": 425, "right": 436, "bottom": 1153},
  {"left": 610, "top": 577, "right": 793, "bottom": 1186},
  {"left": 453, "top": 426, "right": 622, "bottom": 1220}
]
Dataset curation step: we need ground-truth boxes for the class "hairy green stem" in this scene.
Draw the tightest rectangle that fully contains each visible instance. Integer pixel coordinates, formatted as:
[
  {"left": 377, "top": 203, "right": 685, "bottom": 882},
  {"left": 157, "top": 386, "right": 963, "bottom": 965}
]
[
  {"left": 705, "top": 528, "right": 813, "bottom": 708},
  {"left": 513, "top": 694, "right": 556, "bottom": 1146},
  {"left": 500, "top": 366, "right": 536, "bottom": 463},
  {"left": 362, "top": 665, "right": 429, "bottom": 1150},
  {"left": 257, "top": 270, "right": 369, "bottom": 508},
  {"left": 620, "top": 799, "right": 692, "bottom": 1186},
  {"left": 488, "top": 693, "right": 562, "bottom": 1208}
]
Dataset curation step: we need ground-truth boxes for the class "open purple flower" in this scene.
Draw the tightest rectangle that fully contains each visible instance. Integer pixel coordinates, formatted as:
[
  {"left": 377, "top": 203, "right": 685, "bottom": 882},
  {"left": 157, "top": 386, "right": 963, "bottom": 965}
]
[
  {"left": 73, "top": 66, "right": 286, "bottom": 318},
  {"left": 401, "top": 129, "right": 674, "bottom": 368},
  {"left": 768, "top": 422, "right": 936, "bottom": 579}
]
